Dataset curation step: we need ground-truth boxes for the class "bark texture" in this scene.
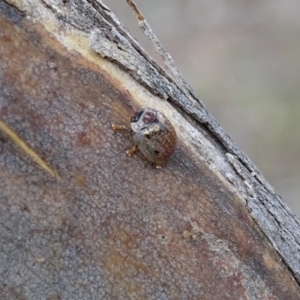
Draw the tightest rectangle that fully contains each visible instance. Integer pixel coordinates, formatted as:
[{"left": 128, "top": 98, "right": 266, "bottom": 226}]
[{"left": 0, "top": 0, "right": 300, "bottom": 299}]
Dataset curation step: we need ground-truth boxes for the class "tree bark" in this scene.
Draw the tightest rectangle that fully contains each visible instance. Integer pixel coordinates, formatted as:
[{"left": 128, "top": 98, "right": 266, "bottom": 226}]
[{"left": 0, "top": 0, "right": 299, "bottom": 299}]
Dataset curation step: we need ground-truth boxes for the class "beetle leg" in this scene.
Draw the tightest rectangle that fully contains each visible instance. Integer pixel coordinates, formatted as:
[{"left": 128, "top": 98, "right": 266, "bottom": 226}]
[
  {"left": 112, "top": 124, "right": 129, "bottom": 131},
  {"left": 126, "top": 145, "right": 137, "bottom": 156}
]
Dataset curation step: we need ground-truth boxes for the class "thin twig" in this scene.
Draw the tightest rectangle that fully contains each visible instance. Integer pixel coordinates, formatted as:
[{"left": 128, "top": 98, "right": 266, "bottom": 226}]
[
  {"left": 126, "top": 0, "right": 196, "bottom": 99},
  {"left": 0, "top": 119, "right": 60, "bottom": 180}
]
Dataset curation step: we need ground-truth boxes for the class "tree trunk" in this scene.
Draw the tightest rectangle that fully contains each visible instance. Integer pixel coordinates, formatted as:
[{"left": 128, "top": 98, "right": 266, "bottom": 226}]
[{"left": 0, "top": 0, "right": 299, "bottom": 299}]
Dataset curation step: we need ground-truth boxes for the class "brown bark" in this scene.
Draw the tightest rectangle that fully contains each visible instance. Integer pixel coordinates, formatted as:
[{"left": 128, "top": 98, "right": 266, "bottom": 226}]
[{"left": 0, "top": 0, "right": 299, "bottom": 299}]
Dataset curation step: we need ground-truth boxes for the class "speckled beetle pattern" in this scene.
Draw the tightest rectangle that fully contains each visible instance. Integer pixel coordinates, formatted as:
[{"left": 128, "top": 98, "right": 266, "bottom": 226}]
[{"left": 112, "top": 108, "right": 177, "bottom": 168}]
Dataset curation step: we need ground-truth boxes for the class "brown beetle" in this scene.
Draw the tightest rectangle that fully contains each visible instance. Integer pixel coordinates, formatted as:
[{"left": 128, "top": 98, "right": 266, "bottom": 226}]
[{"left": 113, "top": 108, "right": 177, "bottom": 168}]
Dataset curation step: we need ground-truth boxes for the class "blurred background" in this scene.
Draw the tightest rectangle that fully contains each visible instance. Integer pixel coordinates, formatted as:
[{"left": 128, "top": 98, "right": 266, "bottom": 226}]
[{"left": 108, "top": 0, "right": 300, "bottom": 217}]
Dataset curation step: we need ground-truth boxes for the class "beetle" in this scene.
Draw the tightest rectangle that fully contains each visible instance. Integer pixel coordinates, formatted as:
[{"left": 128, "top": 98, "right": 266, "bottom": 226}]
[{"left": 112, "top": 108, "right": 177, "bottom": 168}]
